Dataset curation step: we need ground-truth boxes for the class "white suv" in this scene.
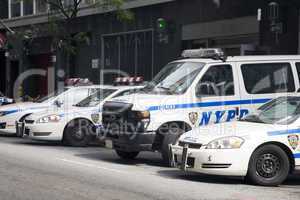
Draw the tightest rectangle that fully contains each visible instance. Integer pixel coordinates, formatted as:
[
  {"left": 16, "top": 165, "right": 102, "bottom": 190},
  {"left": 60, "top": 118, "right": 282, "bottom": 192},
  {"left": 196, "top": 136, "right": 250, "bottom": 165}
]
[{"left": 101, "top": 49, "right": 300, "bottom": 164}]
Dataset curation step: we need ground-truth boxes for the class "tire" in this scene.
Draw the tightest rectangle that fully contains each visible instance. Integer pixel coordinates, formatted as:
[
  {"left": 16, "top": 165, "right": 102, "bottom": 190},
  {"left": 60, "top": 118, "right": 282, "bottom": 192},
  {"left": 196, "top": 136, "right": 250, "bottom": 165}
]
[
  {"left": 115, "top": 150, "right": 139, "bottom": 160},
  {"left": 63, "top": 120, "right": 93, "bottom": 147},
  {"left": 247, "top": 144, "right": 290, "bottom": 186},
  {"left": 161, "top": 126, "right": 184, "bottom": 166}
]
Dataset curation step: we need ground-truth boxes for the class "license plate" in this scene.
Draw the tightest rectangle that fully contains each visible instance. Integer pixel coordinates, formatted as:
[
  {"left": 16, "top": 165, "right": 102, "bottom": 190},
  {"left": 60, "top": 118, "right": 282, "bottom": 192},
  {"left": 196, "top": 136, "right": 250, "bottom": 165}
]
[{"left": 105, "top": 140, "right": 113, "bottom": 149}]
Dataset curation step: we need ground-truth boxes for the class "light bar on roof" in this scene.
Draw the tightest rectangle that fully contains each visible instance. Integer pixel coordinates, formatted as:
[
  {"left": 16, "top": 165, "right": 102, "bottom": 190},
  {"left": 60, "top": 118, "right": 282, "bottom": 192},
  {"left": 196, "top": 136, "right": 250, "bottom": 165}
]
[
  {"left": 114, "top": 76, "right": 144, "bottom": 85},
  {"left": 181, "top": 48, "right": 224, "bottom": 59}
]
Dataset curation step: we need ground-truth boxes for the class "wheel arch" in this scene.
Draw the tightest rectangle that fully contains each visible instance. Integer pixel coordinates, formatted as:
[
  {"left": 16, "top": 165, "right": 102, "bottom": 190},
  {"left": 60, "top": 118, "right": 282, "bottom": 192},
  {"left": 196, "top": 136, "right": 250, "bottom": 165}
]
[
  {"left": 63, "top": 117, "right": 95, "bottom": 140},
  {"left": 152, "top": 121, "right": 192, "bottom": 151},
  {"left": 251, "top": 141, "right": 295, "bottom": 173}
]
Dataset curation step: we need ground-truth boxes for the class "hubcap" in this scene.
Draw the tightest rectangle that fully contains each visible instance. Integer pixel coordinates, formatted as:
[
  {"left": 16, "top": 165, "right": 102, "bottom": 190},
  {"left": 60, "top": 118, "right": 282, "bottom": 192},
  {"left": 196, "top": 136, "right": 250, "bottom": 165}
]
[
  {"left": 73, "top": 127, "right": 85, "bottom": 140},
  {"left": 256, "top": 153, "right": 281, "bottom": 178}
]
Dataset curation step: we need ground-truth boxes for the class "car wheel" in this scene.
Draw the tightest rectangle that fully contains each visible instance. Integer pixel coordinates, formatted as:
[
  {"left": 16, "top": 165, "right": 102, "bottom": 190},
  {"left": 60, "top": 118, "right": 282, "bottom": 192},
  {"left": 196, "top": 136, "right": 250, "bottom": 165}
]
[
  {"left": 115, "top": 150, "right": 139, "bottom": 160},
  {"left": 161, "top": 126, "right": 184, "bottom": 166},
  {"left": 63, "top": 120, "right": 93, "bottom": 147},
  {"left": 247, "top": 144, "right": 290, "bottom": 186}
]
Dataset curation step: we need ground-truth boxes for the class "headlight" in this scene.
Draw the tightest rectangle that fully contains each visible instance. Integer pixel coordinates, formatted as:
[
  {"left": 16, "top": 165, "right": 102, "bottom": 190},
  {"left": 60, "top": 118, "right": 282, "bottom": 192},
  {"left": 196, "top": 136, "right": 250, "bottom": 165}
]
[
  {"left": 206, "top": 136, "right": 244, "bottom": 149},
  {"left": 37, "top": 114, "right": 61, "bottom": 123},
  {"left": 136, "top": 111, "right": 150, "bottom": 119}
]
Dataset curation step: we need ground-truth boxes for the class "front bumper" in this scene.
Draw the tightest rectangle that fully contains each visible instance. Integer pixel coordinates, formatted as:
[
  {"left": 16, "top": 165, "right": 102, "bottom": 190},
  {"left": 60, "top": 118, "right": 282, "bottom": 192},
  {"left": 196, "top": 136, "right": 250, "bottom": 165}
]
[
  {"left": 105, "top": 131, "right": 156, "bottom": 152},
  {"left": 21, "top": 122, "right": 65, "bottom": 141},
  {"left": 171, "top": 144, "right": 250, "bottom": 176}
]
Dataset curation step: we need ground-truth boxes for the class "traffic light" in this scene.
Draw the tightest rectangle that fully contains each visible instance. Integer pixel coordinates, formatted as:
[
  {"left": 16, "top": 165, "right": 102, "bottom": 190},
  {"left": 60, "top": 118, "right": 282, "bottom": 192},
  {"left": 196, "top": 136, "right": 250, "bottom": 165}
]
[
  {"left": 156, "top": 18, "right": 168, "bottom": 44},
  {"left": 157, "top": 18, "right": 167, "bottom": 32}
]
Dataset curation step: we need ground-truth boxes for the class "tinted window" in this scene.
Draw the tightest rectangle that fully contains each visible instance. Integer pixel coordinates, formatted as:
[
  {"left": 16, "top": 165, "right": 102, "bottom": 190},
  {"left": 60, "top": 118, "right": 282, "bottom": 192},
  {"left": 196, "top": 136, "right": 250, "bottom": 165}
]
[
  {"left": 197, "top": 65, "right": 234, "bottom": 96},
  {"left": 241, "top": 63, "right": 295, "bottom": 94},
  {"left": 295, "top": 63, "right": 300, "bottom": 87}
]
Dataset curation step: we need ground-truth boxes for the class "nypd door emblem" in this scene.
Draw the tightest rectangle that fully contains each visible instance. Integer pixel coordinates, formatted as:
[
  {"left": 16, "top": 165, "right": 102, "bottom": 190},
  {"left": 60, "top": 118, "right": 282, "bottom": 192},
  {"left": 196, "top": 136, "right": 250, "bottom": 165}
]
[
  {"left": 189, "top": 112, "right": 198, "bottom": 125},
  {"left": 288, "top": 135, "right": 299, "bottom": 150}
]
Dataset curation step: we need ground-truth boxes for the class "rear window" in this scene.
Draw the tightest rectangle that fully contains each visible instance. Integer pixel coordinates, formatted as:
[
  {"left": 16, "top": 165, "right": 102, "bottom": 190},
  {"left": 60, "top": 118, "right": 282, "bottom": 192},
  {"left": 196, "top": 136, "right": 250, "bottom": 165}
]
[{"left": 241, "top": 63, "right": 295, "bottom": 94}]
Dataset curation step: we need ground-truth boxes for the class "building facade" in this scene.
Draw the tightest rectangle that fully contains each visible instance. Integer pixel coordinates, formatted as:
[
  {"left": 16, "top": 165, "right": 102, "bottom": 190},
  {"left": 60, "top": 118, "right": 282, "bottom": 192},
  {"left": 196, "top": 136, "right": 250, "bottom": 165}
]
[{"left": 0, "top": 0, "right": 300, "bottom": 98}]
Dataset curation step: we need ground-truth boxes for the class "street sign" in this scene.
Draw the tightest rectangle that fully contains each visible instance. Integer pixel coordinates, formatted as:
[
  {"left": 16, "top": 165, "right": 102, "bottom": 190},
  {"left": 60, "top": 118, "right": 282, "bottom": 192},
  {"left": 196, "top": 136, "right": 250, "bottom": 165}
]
[{"left": 0, "top": 33, "right": 6, "bottom": 49}]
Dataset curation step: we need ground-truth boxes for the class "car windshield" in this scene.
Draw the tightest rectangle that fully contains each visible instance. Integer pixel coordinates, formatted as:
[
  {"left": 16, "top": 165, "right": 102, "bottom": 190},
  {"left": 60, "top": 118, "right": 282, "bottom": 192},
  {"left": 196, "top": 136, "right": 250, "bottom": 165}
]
[
  {"left": 241, "top": 97, "right": 300, "bottom": 125},
  {"left": 75, "top": 89, "right": 117, "bottom": 107},
  {"left": 35, "top": 88, "right": 70, "bottom": 103},
  {"left": 142, "top": 62, "right": 205, "bottom": 95}
]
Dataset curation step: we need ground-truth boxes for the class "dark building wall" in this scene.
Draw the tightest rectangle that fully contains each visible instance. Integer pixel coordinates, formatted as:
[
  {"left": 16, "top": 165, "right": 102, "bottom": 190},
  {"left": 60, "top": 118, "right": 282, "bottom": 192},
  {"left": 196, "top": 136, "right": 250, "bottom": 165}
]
[
  {"left": 71, "top": 0, "right": 267, "bottom": 83},
  {"left": 0, "top": 0, "right": 8, "bottom": 19}
]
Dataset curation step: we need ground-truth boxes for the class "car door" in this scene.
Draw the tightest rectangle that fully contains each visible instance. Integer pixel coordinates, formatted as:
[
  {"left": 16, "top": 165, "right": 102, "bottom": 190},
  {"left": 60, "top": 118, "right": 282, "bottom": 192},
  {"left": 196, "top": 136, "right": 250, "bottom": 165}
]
[{"left": 194, "top": 63, "right": 241, "bottom": 126}]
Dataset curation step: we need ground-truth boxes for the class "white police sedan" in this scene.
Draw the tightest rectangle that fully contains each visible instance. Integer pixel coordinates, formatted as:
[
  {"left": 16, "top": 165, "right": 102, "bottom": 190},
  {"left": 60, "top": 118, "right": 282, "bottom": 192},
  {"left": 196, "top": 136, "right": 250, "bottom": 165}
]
[
  {"left": 171, "top": 96, "right": 300, "bottom": 186},
  {"left": 22, "top": 82, "right": 144, "bottom": 147},
  {"left": 0, "top": 92, "right": 13, "bottom": 106}
]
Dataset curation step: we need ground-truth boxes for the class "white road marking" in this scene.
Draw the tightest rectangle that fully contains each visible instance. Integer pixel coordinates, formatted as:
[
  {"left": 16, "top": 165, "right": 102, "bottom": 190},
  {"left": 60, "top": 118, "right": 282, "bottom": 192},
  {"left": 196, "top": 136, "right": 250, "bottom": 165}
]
[{"left": 56, "top": 158, "right": 127, "bottom": 174}]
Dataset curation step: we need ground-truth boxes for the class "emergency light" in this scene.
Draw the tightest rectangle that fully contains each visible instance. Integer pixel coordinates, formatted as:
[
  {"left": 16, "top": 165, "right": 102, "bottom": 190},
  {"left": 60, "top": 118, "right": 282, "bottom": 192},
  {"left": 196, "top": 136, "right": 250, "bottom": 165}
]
[
  {"left": 65, "top": 78, "right": 93, "bottom": 86},
  {"left": 181, "top": 48, "right": 225, "bottom": 60},
  {"left": 114, "top": 76, "right": 144, "bottom": 85}
]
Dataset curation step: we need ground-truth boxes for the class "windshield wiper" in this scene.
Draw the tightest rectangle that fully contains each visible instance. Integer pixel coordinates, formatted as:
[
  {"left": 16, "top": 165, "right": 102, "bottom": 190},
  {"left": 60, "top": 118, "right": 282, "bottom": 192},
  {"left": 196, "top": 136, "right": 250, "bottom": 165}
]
[{"left": 157, "top": 86, "right": 176, "bottom": 94}]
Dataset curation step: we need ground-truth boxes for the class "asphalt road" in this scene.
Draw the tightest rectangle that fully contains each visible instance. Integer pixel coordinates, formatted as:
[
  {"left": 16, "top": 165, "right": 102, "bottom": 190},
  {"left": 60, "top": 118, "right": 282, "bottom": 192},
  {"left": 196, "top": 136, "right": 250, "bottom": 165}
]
[{"left": 0, "top": 134, "right": 299, "bottom": 200}]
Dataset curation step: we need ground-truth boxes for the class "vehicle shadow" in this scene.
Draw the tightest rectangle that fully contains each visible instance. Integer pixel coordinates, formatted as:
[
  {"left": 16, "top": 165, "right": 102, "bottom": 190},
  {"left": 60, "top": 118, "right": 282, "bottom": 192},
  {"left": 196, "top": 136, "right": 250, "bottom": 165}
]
[
  {"left": 75, "top": 151, "right": 166, "bottom": 167},
  {"left": 157, "top": 169, "right": 300, "bottom": 186},
  {"left": 157, "top": 169, "right": 243, "bottom": 185}
]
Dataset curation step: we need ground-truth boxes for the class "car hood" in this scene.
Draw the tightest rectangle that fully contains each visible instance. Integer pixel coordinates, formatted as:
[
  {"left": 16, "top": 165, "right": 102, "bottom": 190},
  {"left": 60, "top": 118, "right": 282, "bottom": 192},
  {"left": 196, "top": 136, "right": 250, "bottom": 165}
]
[
  {"left": 0, "top": 102, "right": 44, "bottom": 112},
  {"left": 108, "top": 93, "right": 187, "bottom": 111},
  {"left": 178, "top": 121, "right": 282, "bottom": 145},
  {"left": 27, "top": 105, "right": 100, "bottom": 121}
]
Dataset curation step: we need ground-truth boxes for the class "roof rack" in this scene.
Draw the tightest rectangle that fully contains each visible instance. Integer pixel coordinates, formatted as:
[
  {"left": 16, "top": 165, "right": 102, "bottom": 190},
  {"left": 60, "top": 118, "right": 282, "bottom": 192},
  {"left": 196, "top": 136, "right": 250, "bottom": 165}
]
[{"left": 181, "top": 48, "right": 227, "bottom": 62}]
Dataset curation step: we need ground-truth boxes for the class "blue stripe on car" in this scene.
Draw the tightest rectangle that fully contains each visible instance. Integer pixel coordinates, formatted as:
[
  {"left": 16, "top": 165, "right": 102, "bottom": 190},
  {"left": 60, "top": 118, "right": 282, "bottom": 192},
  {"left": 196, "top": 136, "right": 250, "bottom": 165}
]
[
  {"left": 294, "top": 153, "right": 300, "bottom": 159},
  {"left": 147, "top": 98, "right": 271, "bottom": 111},
  {"left": 268, "top": 129, "right": 300, "bottom": 136}
]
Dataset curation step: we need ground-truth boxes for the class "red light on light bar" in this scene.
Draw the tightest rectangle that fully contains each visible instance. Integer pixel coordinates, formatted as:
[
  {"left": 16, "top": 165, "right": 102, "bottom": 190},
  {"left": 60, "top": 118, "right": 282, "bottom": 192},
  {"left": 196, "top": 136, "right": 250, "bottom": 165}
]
[{"left": 114, "top": 76, "right": 144, "bottom": 85}]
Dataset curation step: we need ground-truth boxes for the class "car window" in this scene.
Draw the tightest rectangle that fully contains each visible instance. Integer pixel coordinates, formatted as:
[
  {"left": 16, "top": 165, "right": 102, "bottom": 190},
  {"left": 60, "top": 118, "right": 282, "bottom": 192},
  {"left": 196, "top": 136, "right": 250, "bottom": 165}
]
[
  {"left": 196, "top": 65, "right": 234, "bottom": 96},
  {"left": 241, "top": 63, "right": 295, "bottom": 94}
]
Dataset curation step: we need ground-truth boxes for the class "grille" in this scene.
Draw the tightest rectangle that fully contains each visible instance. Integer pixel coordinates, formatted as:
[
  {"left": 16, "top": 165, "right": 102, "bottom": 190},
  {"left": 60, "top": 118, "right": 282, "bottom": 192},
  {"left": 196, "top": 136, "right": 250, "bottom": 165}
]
[
  {"left": 102, "top": 102, "right": 146, "bottom": 135},
  {"left": 25, "top": 120, "right": 34, "bottom": 124},
  {"left": 178, "top": 141, "right": 202, "bottom": 149},
  {"left": 0, "top": 122, "right": 6, "bottom": 129}
]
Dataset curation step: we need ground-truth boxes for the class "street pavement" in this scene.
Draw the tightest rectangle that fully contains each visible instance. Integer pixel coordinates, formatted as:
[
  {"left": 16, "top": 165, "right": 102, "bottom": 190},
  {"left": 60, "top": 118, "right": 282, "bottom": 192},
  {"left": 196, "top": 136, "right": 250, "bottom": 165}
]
[{"left": 0, "top": 133, "right": 299, "bottom": 200}]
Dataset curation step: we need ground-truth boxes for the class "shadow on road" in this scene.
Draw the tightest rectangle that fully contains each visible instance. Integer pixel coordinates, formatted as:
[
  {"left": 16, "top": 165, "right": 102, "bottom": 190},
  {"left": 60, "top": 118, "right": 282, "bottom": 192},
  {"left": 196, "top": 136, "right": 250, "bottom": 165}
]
[
  {"left": 157, "top": 169, "right": 300, "bottom": 186},
  {"left": 75, "top": 151, "right": 166, "bottom": 167}
]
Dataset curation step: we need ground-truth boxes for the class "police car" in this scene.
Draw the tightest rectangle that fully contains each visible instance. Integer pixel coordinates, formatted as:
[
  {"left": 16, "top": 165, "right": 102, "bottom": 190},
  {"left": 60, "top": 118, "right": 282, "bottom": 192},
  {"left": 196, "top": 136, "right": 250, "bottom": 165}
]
[
  {"left": 0, "top": 79, "right": 98, "bottom": 134},
  {"left": 22, "top": 78, "right": 144, "bottom": 147},
  {"left": 101, "top": 49, "right": 300, "bottom": 164},
  {"left": 171, "top": 96, "right": 300, "bottom": 186},
  {"left": 0, "top": 92, "right": 13, "bottom": 106}
]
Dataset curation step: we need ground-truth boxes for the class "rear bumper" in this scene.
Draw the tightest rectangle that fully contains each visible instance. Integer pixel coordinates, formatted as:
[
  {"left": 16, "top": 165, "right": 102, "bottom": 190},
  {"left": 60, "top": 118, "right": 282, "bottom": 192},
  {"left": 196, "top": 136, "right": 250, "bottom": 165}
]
[{"left": 106, "top": 131, "right": 156, "bottom": 152}]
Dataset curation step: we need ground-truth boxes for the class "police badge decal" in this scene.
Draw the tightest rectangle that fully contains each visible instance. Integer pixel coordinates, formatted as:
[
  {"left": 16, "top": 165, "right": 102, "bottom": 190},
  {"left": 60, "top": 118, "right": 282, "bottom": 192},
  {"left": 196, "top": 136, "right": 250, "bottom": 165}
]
[
  {"left": 288, "top": 135, "right": 299, "bottom": 150},
  {"left": 189, "top": 112, "right": 198, "bottom": 125}
]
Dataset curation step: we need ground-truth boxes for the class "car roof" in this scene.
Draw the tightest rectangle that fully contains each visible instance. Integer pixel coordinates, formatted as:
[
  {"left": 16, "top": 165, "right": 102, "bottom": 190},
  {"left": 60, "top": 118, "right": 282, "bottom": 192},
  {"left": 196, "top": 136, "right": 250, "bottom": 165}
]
[{"left": 175, "top": 55, "right": 300, "bottom": 64}]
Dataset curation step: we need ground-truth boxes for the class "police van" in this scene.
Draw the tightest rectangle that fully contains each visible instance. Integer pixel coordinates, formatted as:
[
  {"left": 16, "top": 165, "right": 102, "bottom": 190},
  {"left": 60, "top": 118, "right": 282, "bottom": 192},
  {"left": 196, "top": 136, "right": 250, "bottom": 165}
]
[{"left": 102, "top": 49, "right": 300, "bottom": 164}]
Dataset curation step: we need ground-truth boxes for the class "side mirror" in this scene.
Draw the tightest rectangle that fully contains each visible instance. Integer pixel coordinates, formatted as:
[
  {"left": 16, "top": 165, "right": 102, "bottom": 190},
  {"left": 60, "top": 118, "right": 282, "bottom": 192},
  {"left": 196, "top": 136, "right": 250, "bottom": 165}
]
[
  {"left": 196, "top": 83, "right": 215, "bottom": 97},
  {"left": 54, "top": 99, "right": 64, "bottom": 107}
]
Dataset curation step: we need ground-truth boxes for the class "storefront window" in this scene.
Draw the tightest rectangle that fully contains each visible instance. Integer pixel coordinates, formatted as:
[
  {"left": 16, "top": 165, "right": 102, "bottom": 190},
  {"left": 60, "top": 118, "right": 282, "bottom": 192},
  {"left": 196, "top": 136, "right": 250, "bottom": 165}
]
[
  {"left": 11, "top": 0, "right": 21, "bottom": 18},
  {"left": 23, "top": 0, "right": 33, "bottom": 15},
  {"left": 36, "top": 0, "right": 47, "bottom": 13}
]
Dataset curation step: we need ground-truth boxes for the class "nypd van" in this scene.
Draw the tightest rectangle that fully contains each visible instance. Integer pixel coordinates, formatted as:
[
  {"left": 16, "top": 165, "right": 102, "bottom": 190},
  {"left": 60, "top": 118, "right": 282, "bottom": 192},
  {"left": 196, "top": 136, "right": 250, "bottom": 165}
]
[{"left": 102, "top": 49, "right": 300, "bottom": 164}]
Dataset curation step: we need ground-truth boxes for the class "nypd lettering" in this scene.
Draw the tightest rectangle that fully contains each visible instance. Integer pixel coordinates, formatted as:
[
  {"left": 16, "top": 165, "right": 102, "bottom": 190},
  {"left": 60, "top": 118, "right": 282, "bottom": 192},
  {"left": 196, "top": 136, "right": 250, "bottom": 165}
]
[{"left": 199, "top": 109, "right": 249, "bottom": 126}]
